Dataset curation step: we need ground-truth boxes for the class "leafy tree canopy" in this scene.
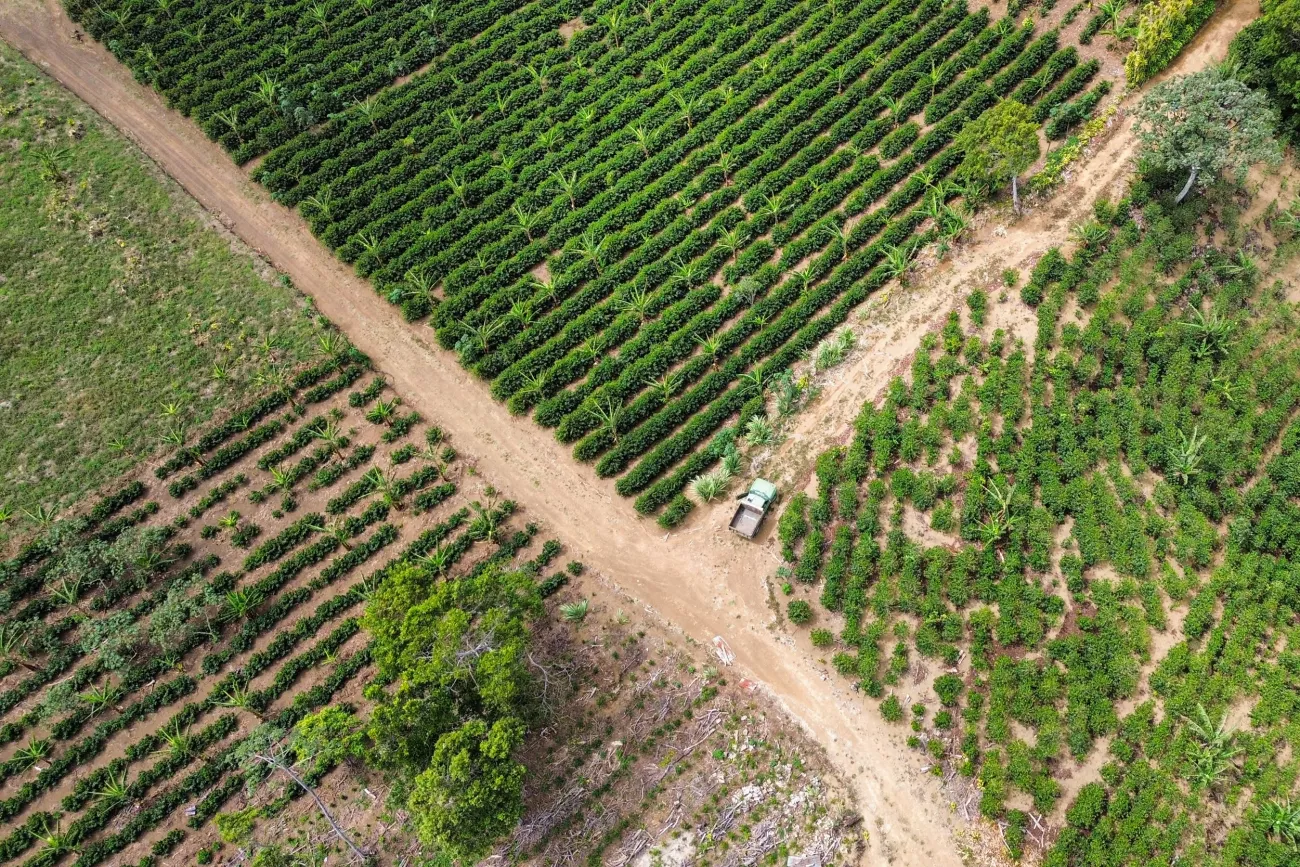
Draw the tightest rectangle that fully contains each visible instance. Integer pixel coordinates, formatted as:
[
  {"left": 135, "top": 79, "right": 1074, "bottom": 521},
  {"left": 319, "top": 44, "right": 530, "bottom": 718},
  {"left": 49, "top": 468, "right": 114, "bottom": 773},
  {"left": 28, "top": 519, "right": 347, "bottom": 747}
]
[
  {"left": 408, "top": 717, "right": 528, "bottom": 863},
  {"left": 361, "top": 563, "right": 540, "bottom": 777},
  {"left": 1133, "top": 67, "right": 1280, "bottom": 190},
  {"left": 954, "top": 99, "right": 1041, "bottom": 191}
]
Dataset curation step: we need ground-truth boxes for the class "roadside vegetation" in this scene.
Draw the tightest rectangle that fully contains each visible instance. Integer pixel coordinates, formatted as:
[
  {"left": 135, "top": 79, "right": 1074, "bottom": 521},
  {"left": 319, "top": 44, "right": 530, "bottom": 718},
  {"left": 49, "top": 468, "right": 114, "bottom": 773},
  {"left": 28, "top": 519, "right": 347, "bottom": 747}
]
[
  {"left": 0, "top": 44, "right": 320, "bottom": 535},
  {"left": 0, "top": 37, "right": 850, "bottom": 867},
  {"left": 65, "top": 0, "right": 1116, "bottom": 521}
]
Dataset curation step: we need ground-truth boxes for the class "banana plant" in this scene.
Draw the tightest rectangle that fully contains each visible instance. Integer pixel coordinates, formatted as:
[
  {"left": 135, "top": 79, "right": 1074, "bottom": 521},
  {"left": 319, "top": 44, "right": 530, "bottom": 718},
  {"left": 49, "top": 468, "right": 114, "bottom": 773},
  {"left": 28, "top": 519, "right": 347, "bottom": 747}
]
[
  {"left": 821, "top": 221, "right": 851, "bottom": 262},
  {"left": 716, "top": 225, "right": 745, "bottom": 262},
  {"left": 511, "top": 203, "right": 540, "bottom": 240},
  {"left": 586, "top": 397, "right": 625, "bottom": 443},
  {"left": 549, "top": 169, "right": 579, "bottom": 209},
  {"left": 614, "top": 286, "right": 654, "bottom": 321}
]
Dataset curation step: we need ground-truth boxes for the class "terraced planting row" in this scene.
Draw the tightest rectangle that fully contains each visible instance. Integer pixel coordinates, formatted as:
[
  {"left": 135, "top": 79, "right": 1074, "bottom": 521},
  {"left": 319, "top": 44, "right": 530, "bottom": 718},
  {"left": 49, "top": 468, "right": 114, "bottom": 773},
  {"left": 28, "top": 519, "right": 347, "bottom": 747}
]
[
  {"left": 0, "top": 349, "right": 571, "bottom": 867},
  {"left": 774, "top": 181, "right": 1300, "bottom": 864},
  {"left": 65, "top": 0, "right": 1110, "bottom": 521}
]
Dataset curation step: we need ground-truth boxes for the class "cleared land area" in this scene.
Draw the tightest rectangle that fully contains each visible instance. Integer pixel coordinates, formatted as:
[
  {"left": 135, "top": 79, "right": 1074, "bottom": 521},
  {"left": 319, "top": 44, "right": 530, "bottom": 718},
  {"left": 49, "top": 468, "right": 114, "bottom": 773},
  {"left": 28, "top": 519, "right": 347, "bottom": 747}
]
[{"left": 0, "top": 43, "right": 320, "bottom": 529}]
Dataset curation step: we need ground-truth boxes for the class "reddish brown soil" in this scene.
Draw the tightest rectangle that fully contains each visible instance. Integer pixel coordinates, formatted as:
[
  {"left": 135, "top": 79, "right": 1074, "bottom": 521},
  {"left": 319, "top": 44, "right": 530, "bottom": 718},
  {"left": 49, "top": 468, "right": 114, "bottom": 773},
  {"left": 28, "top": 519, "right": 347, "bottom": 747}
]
[{"left": 0, "top": 0, "right": 1262, "bottom": 862}]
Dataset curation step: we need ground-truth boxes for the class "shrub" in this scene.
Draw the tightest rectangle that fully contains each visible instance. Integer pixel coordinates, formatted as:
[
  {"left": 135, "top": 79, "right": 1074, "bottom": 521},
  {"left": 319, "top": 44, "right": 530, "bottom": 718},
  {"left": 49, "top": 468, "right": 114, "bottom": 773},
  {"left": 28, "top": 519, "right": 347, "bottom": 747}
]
[
  {"left": 880, "top": 694, "right": 904, "bottom": 722},
  {"left": 787, "top": 600, "right": 813, "bottom": 625},
  {"left": 1066, "top": 782, "right": 1107, "bottom": 829},
  {"left": 934, "top": 673, "right": 965, "bottom": 706}
]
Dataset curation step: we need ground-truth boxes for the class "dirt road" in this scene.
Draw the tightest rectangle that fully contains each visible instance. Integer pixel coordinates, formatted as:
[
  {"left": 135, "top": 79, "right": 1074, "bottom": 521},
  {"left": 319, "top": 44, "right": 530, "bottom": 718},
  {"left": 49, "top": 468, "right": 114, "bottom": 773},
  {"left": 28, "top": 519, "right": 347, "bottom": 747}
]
[
  {"left": 0, "top": 0, "right": 1257, "bottom": 862},
  {"left": 770, "top": 0, "right": 1261, "bottom": 494}
]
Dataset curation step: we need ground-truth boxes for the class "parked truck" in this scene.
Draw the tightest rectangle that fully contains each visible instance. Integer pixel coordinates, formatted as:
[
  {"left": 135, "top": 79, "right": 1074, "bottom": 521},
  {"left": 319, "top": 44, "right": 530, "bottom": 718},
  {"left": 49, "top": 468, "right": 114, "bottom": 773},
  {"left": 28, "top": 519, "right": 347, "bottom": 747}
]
[{"left": 728, "top": 479, "right": 777, "bottom": 539}]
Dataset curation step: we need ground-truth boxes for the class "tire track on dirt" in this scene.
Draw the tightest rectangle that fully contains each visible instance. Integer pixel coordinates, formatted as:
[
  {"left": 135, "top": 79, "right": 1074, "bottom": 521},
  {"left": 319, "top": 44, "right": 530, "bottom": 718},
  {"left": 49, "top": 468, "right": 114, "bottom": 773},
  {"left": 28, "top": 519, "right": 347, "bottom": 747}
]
[
  {"left": 0, "top": 0, "right": 1259, "bottom": 861},
  {"left": 0, "top": 1, "right": 964, "bottom": 862}
]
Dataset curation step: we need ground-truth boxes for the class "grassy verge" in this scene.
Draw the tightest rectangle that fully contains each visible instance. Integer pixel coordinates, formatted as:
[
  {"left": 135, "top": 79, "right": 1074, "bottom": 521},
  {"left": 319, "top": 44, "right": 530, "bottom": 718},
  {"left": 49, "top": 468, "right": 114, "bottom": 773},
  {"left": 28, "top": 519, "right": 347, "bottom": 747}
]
[{"left": 0, "top": 43, "right": 320, "bottom": 538}]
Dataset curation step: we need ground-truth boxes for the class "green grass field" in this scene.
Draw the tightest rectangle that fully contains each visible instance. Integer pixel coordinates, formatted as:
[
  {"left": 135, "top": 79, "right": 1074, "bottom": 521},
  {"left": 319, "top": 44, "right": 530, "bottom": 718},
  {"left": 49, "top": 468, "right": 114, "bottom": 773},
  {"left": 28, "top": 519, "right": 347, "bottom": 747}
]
[{"left": 0, "top": 43, "right": 320, "bottom": 536}]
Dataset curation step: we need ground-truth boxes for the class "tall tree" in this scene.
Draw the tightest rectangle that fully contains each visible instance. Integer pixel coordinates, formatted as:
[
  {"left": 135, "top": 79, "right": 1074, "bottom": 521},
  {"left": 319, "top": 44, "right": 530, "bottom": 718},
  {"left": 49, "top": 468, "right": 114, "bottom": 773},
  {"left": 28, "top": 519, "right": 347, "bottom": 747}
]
[
  {"left": 360, "top": 563, "right": 541, "bottom": 859},
  {"left": 1132, "top": 67, "right": 1281, "bottom": 203},
  {"left": 954, "top": 100, "right": 1041, "bottom": 214},
  {"left": 408, "top": 717, "right": 528, "bottom": 862}
]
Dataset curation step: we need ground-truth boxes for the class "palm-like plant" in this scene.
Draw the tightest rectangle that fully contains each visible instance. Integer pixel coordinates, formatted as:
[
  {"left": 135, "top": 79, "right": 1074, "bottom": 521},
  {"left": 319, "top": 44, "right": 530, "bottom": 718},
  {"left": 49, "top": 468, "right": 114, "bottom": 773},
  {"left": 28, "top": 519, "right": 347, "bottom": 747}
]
[
  {"left": 312, "top": 420, "right": 349, "bottom": 460},
  {"left": 716, "top": 225, "right": 745, "bottom": 261},
  {"left": 757, "top": 192, "right": 785, "bottom": 223},
  {"left": 1168, "top": 425, "right": 1206, "bottom": 485},
  {"left": 569, "top": 229, "right": 610, "bottom": 273},
  {"left": 670, "top": 258, "right": 702, "bottom": 289},
  {"left": 630, "top": 124, "right": 652, "bottom": 158},
  {"left": 315, "top": 331, "right": 344, "bottom": 360},
  {"left": 536, "top": 126, "right": 562, "bottom": 151},
  {"left": 155, "top": 720, "right": 195, "bottom": 759},
  {"left": 468, "top": 488, "right": 503, "bottom": 542},
  {"left": 1184, "top": 305, "right": 1233, "bottom": 358},
  {"left": 940, "top": 206, "right": 969, "bottom": 242},
  {"left": 691, "top": 471, "right": 729, "bottom": 502},
  {"left": 268, "top": 467, "right": 294, "bottom": 494},
  {"left": 48, "top": 576, "right": 85, "bottom": 609},
  {"left": 250, "top": 71, "right": 280, "bottom": 108},
  {"left": 646, "top": 373, "right": 681, "bottom": 403},
  {"left": 24, "top": 505, "right": 56, "bottom": 530},
  {"left": 1219, "top": 250, "right": 1259, "bottom": 284},
  {"left": 744, "top": 415, "right": 776, "bottom": 447},
  {"left": 614, "top": 286, "right": 654, "bottom": 321},
  {"left": 821, "top": 221, "right": 851, "bottom": 262},
  {"left": 739, "top": 369, "right": 767, "bottom": 398},
  {"left": 13, "top": 737, "right": 51, "bottom": 770},
  {"left": 1254, "top": 799, "right": 1300, "bottom": 845},
  {"left": 560, "top": 599, "right": 590, "bottom": 622},
  {"left": 527, "top": 274, "right": 557, "bottom": 306},
  {"left": 586, "top": 397, "right": 624, "bottom": 443},
  {"left": 214, "top": 682, "right": 261, "bottom": 717},
  {"left": 1071, "top": 220, "right": 1110, "bottom": 252},
  {"left": 416, "top": 542, "right": 456, "bottom": 578},
  {"left": 524, "top": 62, "right": 551, "bottom": 91},
  {"left": 366, "top": 397, "right": 400, "bottom": 425},
  {"left": 460, "top": 318, "right": 506, "bottom": 354},
  {"left": 717, "top": 150, "right": 736, "bottom": 183},
  {"left": 308, "top": 517, "right": 354, "bottom": 551},
  {"left": 880, "top": 242, "right": 916, "bottom": 283},
  {"left": 880, "top": 95, "right": 902, "bottom": 126},
  {"left": 0, "top": 621, "right": 35, "bottom": 671},
  {"left": 597, "top": 8, "right": 624, "bottom": 45},
  {"left": 672, "top": 91, "right": 706, "bottom": 129},
  {"left": 34, "top": 816, "right": 73, "bottom": 857},
  {"left": 364, "top": 467, "right": 406, "bottom": 510},
  {"left": 696, "top": 333, "right": 724, "bottom": 364},
  {"left": 95, "top": 769, "right": 130, "bottom": 805},
  {"left": 1185, "top": 704, "right": 1241, "bottom": 791},
  {"left": 550, "top": 169, "right": 579, "bottom": 209},
  {"left": 80, "top": 681, "right": 123, "bottom": 717},
  {"left": 221, "top": 587, "right": 264, "bottom": 623},
  {"left": 511, "top": 203, "right": 540, "bottom": 240}
]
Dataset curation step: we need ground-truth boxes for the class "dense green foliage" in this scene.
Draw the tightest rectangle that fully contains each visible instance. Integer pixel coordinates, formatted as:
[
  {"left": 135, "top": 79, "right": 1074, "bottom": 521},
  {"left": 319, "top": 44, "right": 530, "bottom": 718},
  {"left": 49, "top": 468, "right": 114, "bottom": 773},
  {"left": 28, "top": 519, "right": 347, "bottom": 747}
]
[
  {"left": 1230, "top": 0, "right": 1300, "bottom": 145},
  {"left": 64, "top": 0, "right": 1105, "bottom": 517},
  {"left": 1123, "top": 0, "right": 1217, "bottom": 85},
  {"left": 777, "top": 170, "right": 1300, "bottom": 864},
  {"left": 1133, "top": 67, "right": 1280, "bottom": 195},
  {"left": 361, "top": 560, "right": 540, "bottom": 857}
]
